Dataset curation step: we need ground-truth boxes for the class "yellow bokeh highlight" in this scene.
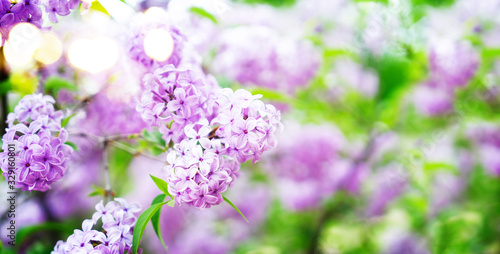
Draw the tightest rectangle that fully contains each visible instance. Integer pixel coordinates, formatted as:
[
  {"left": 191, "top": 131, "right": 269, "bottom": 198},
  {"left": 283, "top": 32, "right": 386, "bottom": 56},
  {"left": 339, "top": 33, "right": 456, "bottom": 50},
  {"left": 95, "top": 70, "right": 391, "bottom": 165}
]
[{"left": 34, "top": 32, "right": 63, "bottom": 65}]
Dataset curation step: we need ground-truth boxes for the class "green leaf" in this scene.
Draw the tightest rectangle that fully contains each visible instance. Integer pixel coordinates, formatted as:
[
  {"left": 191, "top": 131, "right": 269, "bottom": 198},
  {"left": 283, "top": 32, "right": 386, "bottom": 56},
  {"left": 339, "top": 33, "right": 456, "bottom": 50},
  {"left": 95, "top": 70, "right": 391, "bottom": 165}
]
[
  {"left": 149, "top": 146, "right": 165, "bottom": 156},
  {"left": 143, "top": 130, "right": 167, "bottom": 147},
  {"left": 189, "top": 7, "right": 218, "bottom": 24},
  {"left": 44, "top": 77, "right": 77, "bottom": 97},
  {"left": 61, "top": 113, "right": 77, "bottom": 128},
  {"left": 88, "top": 185, "right": 106, "bottom": 197},
  {"left": 132, "top": 201, "right": 168, "bottom": 254},
  {"left": 223, "top": 196, "right": 248, "bottom": 223},
  {"left": 151, "top": 194, "right": 168, "bottom": 252},
  {"left": 166, "top": 199, "right": 175, "bottom": 207},
  {"left": 108, "top": 147, "right": 135, "bottom": 196},
  {"left": 150, "top": 174, "right": 173, "bottom": 198},
  {"left": 64, "top": 141, "right": 78, "bottom": 152}
]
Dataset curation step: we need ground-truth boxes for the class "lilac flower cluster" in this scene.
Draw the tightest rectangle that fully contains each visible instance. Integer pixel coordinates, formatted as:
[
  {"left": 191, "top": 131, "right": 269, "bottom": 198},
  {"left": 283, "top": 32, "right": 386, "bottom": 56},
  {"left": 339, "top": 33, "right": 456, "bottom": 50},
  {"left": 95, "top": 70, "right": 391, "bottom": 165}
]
[
  {"left": 0, "top": 93, "right": 72, "bottom": 191},
  {"left": 0, "top": 0, "right": 82, "bottom": 41},
  {"left": 128, "top": 13, "right": 187, "bottom": 71},
  {"left": 52, "top": 198, "right": 141, "bottom": 254},
  {"left": 212, "top": 26, "right": 320, "bottom": 95},
  {"left": 414, "top": 41, "right": 479, "bottom": 116},
  {"left": 137, "top": 65, "right": 281, "bottom": 209}
]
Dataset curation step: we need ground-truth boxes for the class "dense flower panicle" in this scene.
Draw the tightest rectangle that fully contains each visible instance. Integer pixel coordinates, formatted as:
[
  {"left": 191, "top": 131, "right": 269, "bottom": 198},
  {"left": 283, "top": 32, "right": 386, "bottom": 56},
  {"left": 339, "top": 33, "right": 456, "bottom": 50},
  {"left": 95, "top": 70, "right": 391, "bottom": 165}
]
[
  {"left": 0, "top": 93, "right": 72, "bottom": 191},
  {"left": 138, "top": 65, "right": 281, "bottom": 209},
  {"left": 128, "top": 12, "right": 187, "bottom": 70},
  {"left": 165, "top": 139, "right": 240, "bottom": 209},
  {"left": 52, "top": 199, "right": 141, "bottom": 254},
  {"left": 137, "top": 64, "right": 217, "bottom": 142},
  {"left": 212, "top": 26, "right": 320, "bottom": 95},
  {"left": 0, "top": 0, "right": 83, "bottom": 40}
]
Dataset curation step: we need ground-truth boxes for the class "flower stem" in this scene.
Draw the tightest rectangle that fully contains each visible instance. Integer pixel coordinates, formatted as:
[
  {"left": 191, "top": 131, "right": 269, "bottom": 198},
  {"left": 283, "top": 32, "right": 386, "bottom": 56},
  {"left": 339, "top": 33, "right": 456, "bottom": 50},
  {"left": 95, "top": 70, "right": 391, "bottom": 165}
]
[{"left": 102, "top": 140, "right": 113, "bottom": 203}]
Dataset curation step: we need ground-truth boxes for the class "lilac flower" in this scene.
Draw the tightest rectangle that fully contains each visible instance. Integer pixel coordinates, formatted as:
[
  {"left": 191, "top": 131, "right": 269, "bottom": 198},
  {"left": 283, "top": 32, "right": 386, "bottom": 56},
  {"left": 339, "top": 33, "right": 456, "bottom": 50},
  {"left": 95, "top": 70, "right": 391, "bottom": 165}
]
[
  {"left": 413, "top": 83, "right": 454, "bottom": 116},
  {"left": 0, "top": 0, "right": 81, "bottom": 41},
  {"left": 265, "top": 123, "right": 344, "bottom": 210},
  {"left": 51, "top": 199, "right": 141, "bottom": 254},
  {"left": 79, "top": 92, "right": 147, "bottom": 136},
  {"left": 1, "top": 93, "right": 72, "bottom": 192},
  {"left": 365, "top": 165, "right": 408, "bottom": 217},
  {"left": 467, "top": 123, "right": 500, "bottom": 176},
  {"left": 137, "top": 64, "right": 281, "bottom": 209},
  {"left": 45, "top": 0, "right": 70, "bottom": 23},
  {"left": 413, "top": 41, "right": 479, "bottom": 116},
  {"left": 211, "top": 26, "right": 320, "bottom": 95},
  {"left": 428, "top": 41, "right": 479, "bottom": 89},
  {"left": 383, "top": 232, "right": 430, "bottom": 254},
  {"left": 429, "top": 172, "right": 465, "bottom": 217}
]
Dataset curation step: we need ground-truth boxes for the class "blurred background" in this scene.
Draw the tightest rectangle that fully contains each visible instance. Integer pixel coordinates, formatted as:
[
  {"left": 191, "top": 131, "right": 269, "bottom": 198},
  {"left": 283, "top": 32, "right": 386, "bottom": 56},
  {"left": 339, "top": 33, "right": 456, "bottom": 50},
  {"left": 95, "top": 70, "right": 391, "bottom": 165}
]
[{"left": 1, "top": 0, "right": 500, "bottom": 253}]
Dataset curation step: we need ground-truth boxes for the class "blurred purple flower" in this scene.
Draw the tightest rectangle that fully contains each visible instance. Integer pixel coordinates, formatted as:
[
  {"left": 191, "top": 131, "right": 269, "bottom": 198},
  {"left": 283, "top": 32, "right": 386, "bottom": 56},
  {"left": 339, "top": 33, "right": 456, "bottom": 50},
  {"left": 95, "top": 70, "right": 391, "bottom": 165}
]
[
  {"left": 384, "top": 233, "right": 430, "bottom": 254},
  {"left": 266, "top": 123, "right": 344, "bottom": 210},
  {"left": 366, "top": 165, "right": 408, "bottom": 217},
  {"left": 429, "top": 41, "right": 479, "bottom": 89},
  {"left": 212, "top": 26, "right": 320, "bottom": 95}
]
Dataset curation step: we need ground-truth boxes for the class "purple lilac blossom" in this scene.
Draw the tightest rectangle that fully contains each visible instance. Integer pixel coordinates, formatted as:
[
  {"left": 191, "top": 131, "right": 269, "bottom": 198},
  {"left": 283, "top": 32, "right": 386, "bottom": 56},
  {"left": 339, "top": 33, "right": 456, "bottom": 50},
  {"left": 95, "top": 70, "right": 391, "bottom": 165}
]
[
  {"left": 266, "top": 123, "right": 344, "bottom": 210},
  {"left": 365, "top": 164, "right": 408, "bottom": 217},
  {"left": 211, "top": 26, "right": 320, "bottom": 95},
  {"left": 429, "top": 172, "right": 465, "bottom": 217},
  {"left": 51, "top": 198, "right": 141, "bottom": 254},
  {"left": 414, "top": 41, "right": 479, "bottom": 116},
  {"left": 428, "top": 41, "right": 479, "bottom": 89},
  {"left": 0, "top": 93, "right": 73, "bottom": 191},
  {"left": 80, "top": 92, "right": 147, "bottom": 136},
  {"left": 467, "top": 123, "right": 500, "bottom": 176},
  {"left": 0, "top": 0, "right": 83, "bottom": 41},
  {"left": 413, "top": 83, "right": 454, "bottom": 116},
  {"left": 383, "top": 232, "right": 430, "bottom": 254},
  {"left": 150, "top": 174, "right": 270, "bottom": 254},
  {"left": 137, "top": 65, "right": 281, "bottom": 209}
]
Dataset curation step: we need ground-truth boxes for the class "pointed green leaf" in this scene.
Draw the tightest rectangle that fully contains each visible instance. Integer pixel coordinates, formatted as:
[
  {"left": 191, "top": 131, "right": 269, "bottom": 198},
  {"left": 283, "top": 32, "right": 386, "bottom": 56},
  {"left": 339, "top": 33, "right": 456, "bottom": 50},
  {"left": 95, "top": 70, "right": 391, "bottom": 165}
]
[
  {"left": 61, "top": 113, "right": 77, "bottom": 128},
  {"left": 223, "top": 196, "right": 249, "bottom": 223},
  {"left": 189, "top": 7, "right": 218, "bottom": 24},
  {"left": 151, "top": 194, "right": 168, "bottom": 252},
  {"left": 65, "top": 141, "right": 78, "bottom": 151},
  {"left": 132, "top": 201, "right": 168, "bottom": 254},
  {"left": 44, "top": 77, "right": 77, "bottom": 96},
  {"left": 150, "top": 174, "right": 173, "bottom": 198}
]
